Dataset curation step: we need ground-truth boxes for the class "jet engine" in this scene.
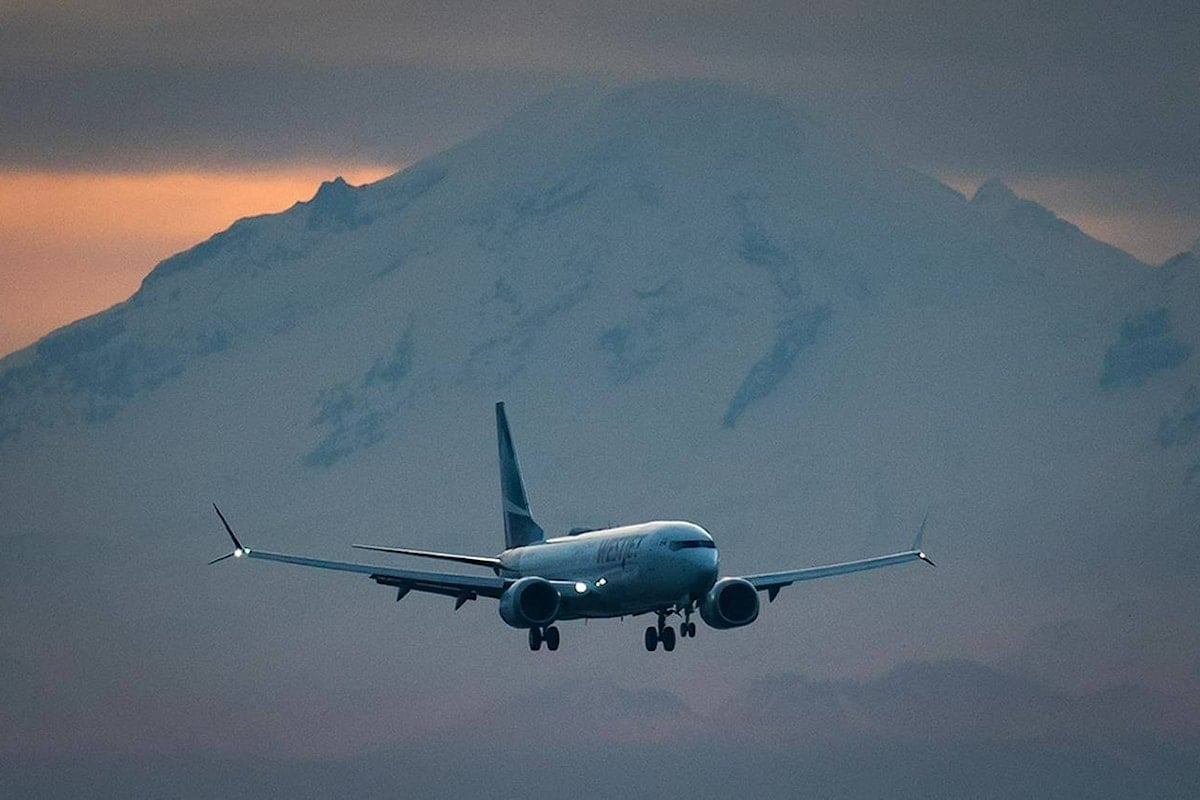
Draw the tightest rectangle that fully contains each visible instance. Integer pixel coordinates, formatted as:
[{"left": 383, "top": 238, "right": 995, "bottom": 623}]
[
  {"left": 498, "top": 576, "right": 561, "bottom": 628},
  {"left": 699, "top": 577, "right": 760, "bottom": 629}
]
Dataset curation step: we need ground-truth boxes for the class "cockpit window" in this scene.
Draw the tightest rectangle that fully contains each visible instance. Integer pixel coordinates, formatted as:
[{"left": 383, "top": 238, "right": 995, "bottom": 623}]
[{"left": 668, "top": 539, "right": 716, "bottom": 550}]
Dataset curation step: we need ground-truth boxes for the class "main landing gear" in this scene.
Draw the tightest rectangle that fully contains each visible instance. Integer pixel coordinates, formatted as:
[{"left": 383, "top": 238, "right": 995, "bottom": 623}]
[
  {"left": 645, "top": 605, "right": 698, "bottom": 652},
  {"left": 644, "top": 623, "right": 673, "bottom": 652},
  {"left": 528, "top": 625, "right": 560, "bottom": 652}
]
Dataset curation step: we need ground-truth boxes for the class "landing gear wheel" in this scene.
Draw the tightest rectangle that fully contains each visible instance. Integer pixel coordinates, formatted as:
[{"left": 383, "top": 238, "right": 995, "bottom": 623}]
[
  {"left": 687, "top": 621, "right": 697, "bottom": 637},
  {"left": 661, "top": 625, "right": 676, "bottom": 651},
  {"left": 528, "top": 627, "right": 543, "bottom": 651},
  {"left": 644, "top": 625, "right": 658, "bottom": 652},
  {"left": 544, "top": 625, "right": 560, "bottom": 651}
]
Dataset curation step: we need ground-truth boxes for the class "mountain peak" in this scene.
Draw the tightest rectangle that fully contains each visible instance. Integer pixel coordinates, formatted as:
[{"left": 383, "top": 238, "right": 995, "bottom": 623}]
[
  {"left": 1160, "top": 248, "right": 1199, "bottom": 271},
  {"left": 970, "top": 177, "right": 1069, "bottom": 232},
  {"left": 1156, "top": 235, "right": 1200, "bottom": 269},
  {"left": 314, "top": 175, "right": 350, "bottom": 194},
  {"left": 971, "top": 178, "right": 1020, "bottom": 208},
  {"left": 305, "top": 175, "right": 369, "bottom": 231}
]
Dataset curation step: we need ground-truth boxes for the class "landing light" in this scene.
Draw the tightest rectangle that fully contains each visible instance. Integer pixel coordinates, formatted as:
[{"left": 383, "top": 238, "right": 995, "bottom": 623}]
[
  {"left": 574, "top": 582, "right": 588, "bottom": 594},
  {"left": 234, "top": 548, "right": 245, "bottom": 558},
  {"left": 596, "top": 577, "right": 607, "bottom": 587}
]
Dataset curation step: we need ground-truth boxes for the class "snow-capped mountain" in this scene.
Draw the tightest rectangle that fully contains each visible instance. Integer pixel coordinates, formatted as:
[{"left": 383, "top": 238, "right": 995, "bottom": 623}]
[
  {"left": 1, "top": 82, "right": 1197, "bottom": 788},
  {"left": 3, "top": 83, "right": 1187, "bottom": 452},
  {"left": 4, "top": 75, "right": 1198, "bottom": 588}
]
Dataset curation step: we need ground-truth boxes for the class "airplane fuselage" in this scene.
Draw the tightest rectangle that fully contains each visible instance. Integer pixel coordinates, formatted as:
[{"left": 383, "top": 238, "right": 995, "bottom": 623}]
[{"left": 498, "top": 521, "right": 719, "bottom": 619}]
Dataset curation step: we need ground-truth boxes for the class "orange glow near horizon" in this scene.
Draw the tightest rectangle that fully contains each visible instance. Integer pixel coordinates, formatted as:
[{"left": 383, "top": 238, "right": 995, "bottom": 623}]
[{"left": 0, "top": 165, "right": 397, "bottom": 357}]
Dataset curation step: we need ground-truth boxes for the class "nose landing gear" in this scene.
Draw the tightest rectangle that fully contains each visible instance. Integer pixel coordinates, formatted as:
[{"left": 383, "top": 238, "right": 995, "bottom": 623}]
[{"left": 679, "top": 604, "right": 697, "bottom": 638}]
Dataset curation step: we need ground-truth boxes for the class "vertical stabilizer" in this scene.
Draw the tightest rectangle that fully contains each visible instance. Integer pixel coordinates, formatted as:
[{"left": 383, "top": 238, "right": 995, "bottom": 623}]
[{"left": 496, "top": 402, "right": 545, "bottom": 549}]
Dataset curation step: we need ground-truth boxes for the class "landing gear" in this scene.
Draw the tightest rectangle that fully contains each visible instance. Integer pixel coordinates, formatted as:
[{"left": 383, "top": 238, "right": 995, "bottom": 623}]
[
  {"left": 529, "top": 625, "right": 560, "bottom": 652},
  {"left": 645, "top": 612, "right": 677, "bottom": 652},
  {"left": 680, "top": 605, "right": 697, "bottom": 638}
]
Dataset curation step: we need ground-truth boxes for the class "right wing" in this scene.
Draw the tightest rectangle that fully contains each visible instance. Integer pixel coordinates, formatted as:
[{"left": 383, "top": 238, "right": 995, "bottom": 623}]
[
  {"left": 209, "top": 505, "right": 585, "bottom": 607},
  {"left": 242, "top": 548, "right": 509, "bottom": 600},
  {"left": 209, "top": 504, "right": 505, "bottom": 603}
]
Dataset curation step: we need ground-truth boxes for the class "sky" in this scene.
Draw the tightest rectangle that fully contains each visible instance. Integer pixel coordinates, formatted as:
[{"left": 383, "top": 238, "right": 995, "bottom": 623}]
[{"left": 2, "top": 1, "right": 1199, "bottom": 357}]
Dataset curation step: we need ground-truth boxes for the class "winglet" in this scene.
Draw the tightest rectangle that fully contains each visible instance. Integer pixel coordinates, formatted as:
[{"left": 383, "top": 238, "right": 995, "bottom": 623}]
[
  {"left": 911, "top": 510, "right": 935, "bottom": 567},
  {"left": 209, "top": 503, "right": 250, "bottom": 564},
  {"left": 911, "top": 510, "right": 929, "bottom": 551}
]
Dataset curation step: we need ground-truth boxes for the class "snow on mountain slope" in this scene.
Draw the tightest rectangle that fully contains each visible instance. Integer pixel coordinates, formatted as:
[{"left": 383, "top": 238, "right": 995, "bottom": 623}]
[
  {"left": 1, "top": 82, "right": 1198, "bottom": 768},
  {"left": 0, "top": 83, "right": 1164, "bottom": 445},
  {"left": 3, "top": 79, "right": 1195, "bottom": 552}
]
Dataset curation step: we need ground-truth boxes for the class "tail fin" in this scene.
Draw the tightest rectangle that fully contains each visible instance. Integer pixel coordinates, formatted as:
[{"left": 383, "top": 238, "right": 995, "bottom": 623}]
[{"left": 496, "top": 402, "right": 545, "bottom": 549}]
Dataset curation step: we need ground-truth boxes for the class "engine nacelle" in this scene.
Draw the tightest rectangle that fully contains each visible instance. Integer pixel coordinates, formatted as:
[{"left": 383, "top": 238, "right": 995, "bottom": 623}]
[
  {"left": 699, "top": 577, "right": 760, "bottom": 629},
  {"left": 498, "top": 576, "right": 561, "bottom": 628}
]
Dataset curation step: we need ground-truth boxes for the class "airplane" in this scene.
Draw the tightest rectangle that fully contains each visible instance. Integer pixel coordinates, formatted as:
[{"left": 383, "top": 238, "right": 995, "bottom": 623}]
[{"left": 209, "top": 402, "right": 934, "bottom": 652}]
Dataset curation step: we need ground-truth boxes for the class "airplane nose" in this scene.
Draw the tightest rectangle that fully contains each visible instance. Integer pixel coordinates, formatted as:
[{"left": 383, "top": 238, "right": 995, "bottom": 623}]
[{"left": 696, "top": 547, "right": 719, "bottom": 584}]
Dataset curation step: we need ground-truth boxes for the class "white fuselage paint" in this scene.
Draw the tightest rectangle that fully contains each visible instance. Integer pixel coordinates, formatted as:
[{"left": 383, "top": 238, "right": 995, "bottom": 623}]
[{"left": 498, "top": 521, "right": 719, "bottom": 618}]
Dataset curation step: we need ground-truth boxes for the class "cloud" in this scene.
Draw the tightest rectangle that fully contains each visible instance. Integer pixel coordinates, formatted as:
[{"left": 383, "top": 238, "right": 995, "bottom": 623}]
[
  {"left": 487, "top": 679, "right": 695, "bottom": 745},
  {"left": 0, "top": 65, "right": 566, "bottom": 170},
  {"left": 1000, "top": 607, "right": 1200, "bottom": 695},
  {"left": 4, "top": 659, "right": 1197, "bottom": 798},
  {"left": 708, "top": 659, "right": 1200, "bottom": 753},
  {"left": 2, "top": 2, "right": 1197, "bottom": 198}
]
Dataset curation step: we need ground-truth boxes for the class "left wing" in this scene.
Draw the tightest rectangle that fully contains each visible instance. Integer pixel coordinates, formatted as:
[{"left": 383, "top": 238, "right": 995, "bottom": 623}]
[{"left": 742, "top": 515, "right": 935, "bottom": 602}]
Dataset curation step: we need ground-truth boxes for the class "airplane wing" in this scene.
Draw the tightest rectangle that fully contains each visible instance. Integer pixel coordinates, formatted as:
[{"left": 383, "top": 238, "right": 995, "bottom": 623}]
[
  {"left": 741, "top": 515, "right": 935, "bottom": 602},
  {"left": 239, "top": 547, "right": 510, "bottom": 601},
  {"left": 208, "top": 505, "right": 588, "bottom": 607},
  {"left": 208, "top": 505, "right": 506, "bottom": 605}
]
